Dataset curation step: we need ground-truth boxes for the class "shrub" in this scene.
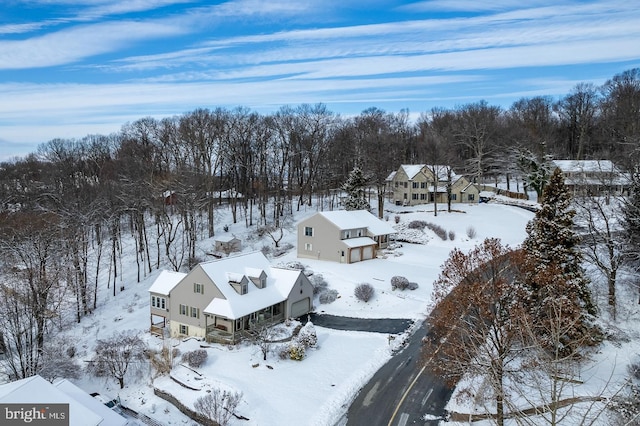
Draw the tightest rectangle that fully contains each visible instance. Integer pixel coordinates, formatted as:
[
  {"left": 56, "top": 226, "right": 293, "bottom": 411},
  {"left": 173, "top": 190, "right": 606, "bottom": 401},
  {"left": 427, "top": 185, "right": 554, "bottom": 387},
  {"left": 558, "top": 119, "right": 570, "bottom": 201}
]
[
  {"left": 407, "top": 282, "right": 419, "bottom": 291},
  {"left": 261, "top": 245, "right": 272, "bottom": 256},
  {"left": 288, "top": 341, "right": 306, "bottom": 361},
  {"left": 223, "top": 224, "right": 229, "bottom": 232},
  {"left": 354, "top": 283, "right": 375, "bottom": 302},
  {"left": 426, "top": 223, "right": 447, "bottom": 240},
  {"left": 466, "top": 226, "right": 477, "bottom": 239},
  {"left": 394, "top": 215, "right": 401, "bottom": 224},
  {"left": 448, "top": 230, "right": 456, "bottom": 241},
  {"left": 319, "top": 289, "right": 338, "bottom": 304},
  {"left": 391, "top": 276, "right": 409, "bottom": 291},
  {"left": 408, "top": 220, "right": 427, "bottom": 230},
  {"left": 309, "top": 274, "right": 329, "bottom": 295},
  {"left": 273, "top": 242, "right": 294, "bottom": 257},
  {"left": 297, "top": 322, "right": 318, "bottom": 348},
  {"left": 182, "top": 349, "right": 208, "bottom": 368}
]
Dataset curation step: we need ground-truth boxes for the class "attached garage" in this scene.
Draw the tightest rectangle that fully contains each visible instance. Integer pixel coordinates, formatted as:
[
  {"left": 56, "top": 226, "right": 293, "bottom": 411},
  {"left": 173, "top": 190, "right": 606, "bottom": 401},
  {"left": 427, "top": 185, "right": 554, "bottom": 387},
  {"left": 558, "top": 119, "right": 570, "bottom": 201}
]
[
  {"left": 362, "top": 246, "right": 374, "bottom": 260},
  {"left": 291, "top": 298, "right": 311, "bottom": 318},
  {"left": 350, "top": 249, "right": 361, "bottom": 263}
]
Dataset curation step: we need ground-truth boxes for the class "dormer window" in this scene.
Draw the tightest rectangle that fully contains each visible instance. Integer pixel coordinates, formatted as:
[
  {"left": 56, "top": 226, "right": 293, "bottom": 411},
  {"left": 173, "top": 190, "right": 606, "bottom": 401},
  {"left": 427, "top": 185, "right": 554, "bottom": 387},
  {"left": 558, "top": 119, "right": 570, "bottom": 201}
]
[
  {"left": 229, "top": 277, "right": 248, "bottom": 295},
  {"left": 343, "top": 230, "right": 351, "bottom": 239}
]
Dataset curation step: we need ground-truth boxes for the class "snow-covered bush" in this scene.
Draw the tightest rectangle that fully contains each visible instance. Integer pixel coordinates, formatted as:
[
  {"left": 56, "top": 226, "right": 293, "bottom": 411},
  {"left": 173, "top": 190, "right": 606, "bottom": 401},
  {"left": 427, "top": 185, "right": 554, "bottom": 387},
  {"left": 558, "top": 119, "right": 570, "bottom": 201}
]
[
  {"left": 426, "top": 223, "right": 447, "bottom": 240},
  {"left": 319, "top": 289, "right": 338, "bottom": 304},
  {"left": 297, "top": 322, "right": 318, "bottom": 348},
  {"left": 182, "top": 349, "right": 208, "bottom": 368},
  {"left": 309, "top": 273, "right": 328, "bottom": 295},
  {"left": 408, "top": 220, "right": 427, "bottom": 230},
  {"left": 407, "top": 282, "right": 419, "bottom": 291},
  {"left": 354, "top": 283, "right": 375, "bottom": 302},
  {"left": 273, "top": 242, "right": 294, "bottom": 257},
  {"left": 448, "top": 230, "right": 455, "bottom": 241},
  {"left": 391, "top": 276, "right": 409, "bottom": 291},
  {"left": 288, "top": 340, "right": 306, "bottom": 361},
  {"left": 466, "top": 226, "right": 477, "bottom": 239}
]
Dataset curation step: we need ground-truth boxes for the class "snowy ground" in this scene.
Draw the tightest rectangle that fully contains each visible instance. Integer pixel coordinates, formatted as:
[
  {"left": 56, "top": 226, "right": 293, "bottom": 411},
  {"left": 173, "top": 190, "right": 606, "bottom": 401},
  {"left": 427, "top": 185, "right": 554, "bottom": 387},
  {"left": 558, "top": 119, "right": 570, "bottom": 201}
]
[{"left": 62, "top": 199, "right": 640, "bottom": 425}]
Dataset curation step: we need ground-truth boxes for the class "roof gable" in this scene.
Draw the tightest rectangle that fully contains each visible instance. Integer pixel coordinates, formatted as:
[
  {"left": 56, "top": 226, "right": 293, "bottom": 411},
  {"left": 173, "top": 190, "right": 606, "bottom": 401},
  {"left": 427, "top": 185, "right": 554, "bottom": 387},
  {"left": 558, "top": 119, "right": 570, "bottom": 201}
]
[{"left": 315, "top": 210, "right": 395, "bottom": 235}]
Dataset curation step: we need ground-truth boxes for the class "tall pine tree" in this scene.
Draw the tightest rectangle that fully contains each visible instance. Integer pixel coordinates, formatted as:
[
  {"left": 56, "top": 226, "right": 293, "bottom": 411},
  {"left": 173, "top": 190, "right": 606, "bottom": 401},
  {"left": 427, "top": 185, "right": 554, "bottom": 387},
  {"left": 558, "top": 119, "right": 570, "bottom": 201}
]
[
  {"left": 342, "top": 166, "right": 371, "bottom": 211},
  {"left": 522, "top": 168, "right": 597, "bottom": 352}
]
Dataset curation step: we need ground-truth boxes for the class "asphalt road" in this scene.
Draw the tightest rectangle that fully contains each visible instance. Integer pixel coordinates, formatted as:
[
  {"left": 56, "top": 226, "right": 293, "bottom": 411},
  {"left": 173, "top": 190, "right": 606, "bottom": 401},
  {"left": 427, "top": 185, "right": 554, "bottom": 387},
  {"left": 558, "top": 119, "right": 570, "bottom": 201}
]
[{"left": 344, "top": 321, "right": 453, "bottom": 426}]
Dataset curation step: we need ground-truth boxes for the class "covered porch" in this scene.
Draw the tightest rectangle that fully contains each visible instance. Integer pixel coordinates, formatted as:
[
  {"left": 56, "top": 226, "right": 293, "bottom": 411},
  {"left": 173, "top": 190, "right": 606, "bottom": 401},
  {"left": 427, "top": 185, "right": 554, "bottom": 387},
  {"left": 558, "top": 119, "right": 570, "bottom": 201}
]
[
  {"left": 205, "top": 302, "right": 285, "bottom": 344},
  {"left": 150, "top": 314, "right": 168, "bottom": 337}
]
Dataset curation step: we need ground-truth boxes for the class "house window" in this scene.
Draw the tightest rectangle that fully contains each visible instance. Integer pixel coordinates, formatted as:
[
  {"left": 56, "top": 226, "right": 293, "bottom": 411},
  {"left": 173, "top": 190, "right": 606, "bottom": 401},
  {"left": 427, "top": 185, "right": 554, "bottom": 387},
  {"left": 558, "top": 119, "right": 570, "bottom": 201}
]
[
  {"left": 412, "top": 182, "right": 419, "bottom": 188},
  {"left": 468, "top": 194, "right": 475, "bottom": 201},
  {"left": 179, "top": 304, "right": 187, "bottom": 315},
  {"left": 190, "top": 307, "right": 200, "bottom": 318},
  {"left": 242, "top": 283, "right": 248, "bottom": 294},
  {"left": 304, "top": 226, "right": 313, "bottom": 236},
  {"left": 403, "top": 193, "right": 407, "bottom": 199},
  {"left": 343, "top": 230, "right": 351, "bottom": 239},
  {"left": 412, "top": 193, "right": 418, "bottom": 200},
  {"left": 394, "top": 182, "right": 398, "bottom": 188},
  {"left": 194, "top": 283, "right": 204, "bottom": 294},
  {"left": 179, "top": 324, "right": 188, "bottom": 335},
  {"left": 403, "top": 182, "right": 408, "bottom": 188},
  {"left": 357, "top": 229, "right": 363, "bottom": 237},
  {"left": 421, "top": 182, "right": 427, "bottom": 189},
  {"left": 450, "top": 193, "right": 457, "bottom": 201},
  {"left": 420, "top": 193, "right": 426, "bottom": 200},
  {"left": 305, "top": 243, "right": 313, "bottom": 251},
  {"left": 151, "top": 296, "right": 166, "bottom": 309}
]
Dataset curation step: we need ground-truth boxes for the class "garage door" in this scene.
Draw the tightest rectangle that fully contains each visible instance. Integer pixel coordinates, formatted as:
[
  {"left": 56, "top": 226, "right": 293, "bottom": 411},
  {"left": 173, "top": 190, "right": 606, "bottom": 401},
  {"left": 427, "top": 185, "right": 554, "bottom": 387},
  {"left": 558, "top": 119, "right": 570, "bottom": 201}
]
[
  {"left": 362, "top": 246, "right": 374, "bottom": 260},
  {"left": 350, "top": 248, "right": 361, "bottom": 263},
  {"left": 291, "top": 298, "right": 310, "bottom": 318}
]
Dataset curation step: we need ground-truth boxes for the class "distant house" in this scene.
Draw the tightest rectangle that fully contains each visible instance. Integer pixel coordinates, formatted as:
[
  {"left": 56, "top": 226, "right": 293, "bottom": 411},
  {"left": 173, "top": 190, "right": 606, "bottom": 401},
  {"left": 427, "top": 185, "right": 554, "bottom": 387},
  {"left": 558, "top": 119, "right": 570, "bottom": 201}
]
[
  {"left": 162, "top": 190, "right": 177, "bottom": 206},
  {"left": 297, "top": 210, "right": 396, "bottom": 263},
  {"left": 386, "top": 164, "right": 479, "bottom": 206},
  {"left": 552, "top": 160, "right": 629, "bottom": 196},
  {"left": 148, "top": 252, "right": 313, "bottom": 344},
  {"left": 214, "top": 235, "right": 242, "bottom": 254},
  {"left": 0, "top": 375, "right": 127, "bottom": 426}
]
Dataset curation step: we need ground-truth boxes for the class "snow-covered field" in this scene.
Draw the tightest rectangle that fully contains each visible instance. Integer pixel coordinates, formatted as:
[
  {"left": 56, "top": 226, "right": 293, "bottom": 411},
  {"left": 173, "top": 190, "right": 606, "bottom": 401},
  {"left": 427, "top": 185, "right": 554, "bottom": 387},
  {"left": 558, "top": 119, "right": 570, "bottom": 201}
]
[{"left": 64, "top": 200, "right": 640, "bottom": 425}]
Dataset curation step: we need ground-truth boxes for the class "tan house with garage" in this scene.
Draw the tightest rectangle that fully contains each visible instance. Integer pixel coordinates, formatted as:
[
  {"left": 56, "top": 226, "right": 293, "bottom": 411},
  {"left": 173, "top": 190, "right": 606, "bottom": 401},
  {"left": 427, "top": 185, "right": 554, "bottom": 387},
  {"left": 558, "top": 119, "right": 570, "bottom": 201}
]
[
  {"left": 148, "top": 252, "right": 314, "bottom": 344},
  {"left": 386, "top": 164, "right": 479, "bottom": 206},
  {"left": 297, "top": 209, "right": 396, "bottom": 263}
]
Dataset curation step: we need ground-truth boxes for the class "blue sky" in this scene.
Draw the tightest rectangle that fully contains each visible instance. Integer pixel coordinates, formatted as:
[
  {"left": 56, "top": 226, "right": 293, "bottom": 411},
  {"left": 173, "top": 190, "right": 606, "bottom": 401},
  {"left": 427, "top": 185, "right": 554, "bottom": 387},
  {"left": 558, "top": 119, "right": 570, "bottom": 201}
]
[{"left": 1, "top": 0, "right": 639, "bottom": 159}]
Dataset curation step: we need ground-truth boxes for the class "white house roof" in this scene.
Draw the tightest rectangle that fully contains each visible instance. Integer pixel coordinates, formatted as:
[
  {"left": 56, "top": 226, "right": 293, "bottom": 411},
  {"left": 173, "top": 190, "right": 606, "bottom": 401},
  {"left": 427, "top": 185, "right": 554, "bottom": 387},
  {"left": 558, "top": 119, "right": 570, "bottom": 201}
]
[
  {"left": 0, "top": 375, "right": 124, "bottom": 426},
  {"left": 553, "top": 159, "right": 618, "bottom": 173},
  {"left": 342, "top": 237, "right": 377, "bottom": 248},
  {"left": 316, "top": 210, "right": 395, "bottom": 235},
  {"left": 148, "top": 270, "right": 187, "bottom": 296},
  {"left": 53, "top": 379, "right": 127, "bottom": 426},
  {"left": 201, "top": 252, "right": 301, "bottom": 320},
  {"left": 215, "top": 235, "right": 239, "bottom": 243},
  {"left": 400, "top": 164, "right": 425, "bottom": 180},
  {"left": 385, "top": 170, "right": 397, "bottom": 181}
]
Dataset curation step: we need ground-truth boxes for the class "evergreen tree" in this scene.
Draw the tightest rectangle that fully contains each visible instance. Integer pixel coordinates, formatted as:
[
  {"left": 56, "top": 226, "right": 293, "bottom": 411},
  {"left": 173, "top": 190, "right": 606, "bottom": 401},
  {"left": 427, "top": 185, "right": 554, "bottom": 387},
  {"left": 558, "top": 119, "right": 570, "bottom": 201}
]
[
  {"left": 522, "top": 168, "right": 597, "bottom": 352},
  {"left": 342, "top": 166, "right": 371, "bottom": 211}
]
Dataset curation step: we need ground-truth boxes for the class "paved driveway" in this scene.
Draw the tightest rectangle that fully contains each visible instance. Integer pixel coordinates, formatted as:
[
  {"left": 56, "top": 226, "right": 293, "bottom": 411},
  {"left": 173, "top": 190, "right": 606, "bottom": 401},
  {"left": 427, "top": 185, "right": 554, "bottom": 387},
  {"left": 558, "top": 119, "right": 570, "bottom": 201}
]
[{"left": 305, "top": 313, "right": 413, "bottom": 334}]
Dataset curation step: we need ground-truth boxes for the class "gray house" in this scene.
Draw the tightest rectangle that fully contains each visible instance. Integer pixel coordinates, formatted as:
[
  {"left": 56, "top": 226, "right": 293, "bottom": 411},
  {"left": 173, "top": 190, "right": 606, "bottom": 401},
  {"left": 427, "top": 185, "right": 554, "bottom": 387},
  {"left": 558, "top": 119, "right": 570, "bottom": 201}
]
[
  {"left": 297, "top": 210, "right": 396, "bottom": 263},
  {"left": 148, "top": 252, "right": 314, "bottom": 344}
]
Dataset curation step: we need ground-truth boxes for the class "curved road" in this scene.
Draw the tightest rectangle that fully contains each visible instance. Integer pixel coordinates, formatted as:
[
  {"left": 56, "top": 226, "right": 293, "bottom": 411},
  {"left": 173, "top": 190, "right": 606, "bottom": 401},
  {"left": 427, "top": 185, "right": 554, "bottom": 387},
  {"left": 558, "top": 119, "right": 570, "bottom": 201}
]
[{"left": 303, "top": 313, "right": 452, "bottom": 425}]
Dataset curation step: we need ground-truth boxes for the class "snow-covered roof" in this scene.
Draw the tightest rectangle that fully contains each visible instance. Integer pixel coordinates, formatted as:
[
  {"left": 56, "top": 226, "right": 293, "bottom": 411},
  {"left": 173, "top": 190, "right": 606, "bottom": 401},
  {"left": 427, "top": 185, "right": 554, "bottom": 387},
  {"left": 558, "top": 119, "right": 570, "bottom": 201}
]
[
  {"left": 201, "top": 252, "right": 302, "bottom": 320},
  {"left": 215, "top": 235, "right": 239, "bottom": 243},
  {"left": 317, "top": 210, "right": 395, "bottom": 235},
  {"left": 400, "top": 164, "right": 425, "bottom": 180},
  {"left": 342, "top": 237, "right": 377, "bottom": 248},
  {"left": 0, "top": 375, "right": 125, "bottom": 426},
  {"left": 385, "top": 170, "right": 397, "bottom": 181},
  {"left": 148, "top": 270, "right": 187, "bottom": 296},
  {"left": 553, "top": 160, "right": 619, "bottom": 173},
  {"left": 53, "top": 379, "right": 127, "bottom": 426}
]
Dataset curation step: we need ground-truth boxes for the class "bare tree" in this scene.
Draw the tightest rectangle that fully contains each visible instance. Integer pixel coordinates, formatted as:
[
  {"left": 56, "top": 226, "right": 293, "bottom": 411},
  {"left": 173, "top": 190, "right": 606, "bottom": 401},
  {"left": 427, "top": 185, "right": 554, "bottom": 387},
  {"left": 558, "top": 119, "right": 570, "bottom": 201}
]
[
  {"left": 575, "top": 195, "right": 625, "bottom": 319},
  {"left": 424, "top": 238, "right": 526, "bottom": 426},
  {"left": 194, "top": 388, "right": 243, "bottom": 426},
  {"left": 88, "top": 331, "right": 147, "bottom": 389}
]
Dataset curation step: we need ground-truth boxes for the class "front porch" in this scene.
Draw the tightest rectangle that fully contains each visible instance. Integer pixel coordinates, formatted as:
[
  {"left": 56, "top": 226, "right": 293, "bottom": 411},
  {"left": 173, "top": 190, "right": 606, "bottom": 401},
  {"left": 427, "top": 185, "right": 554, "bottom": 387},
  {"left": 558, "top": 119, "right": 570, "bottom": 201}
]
[{"left": 205, "top": 303, "right": 284, "bottom": 344}]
